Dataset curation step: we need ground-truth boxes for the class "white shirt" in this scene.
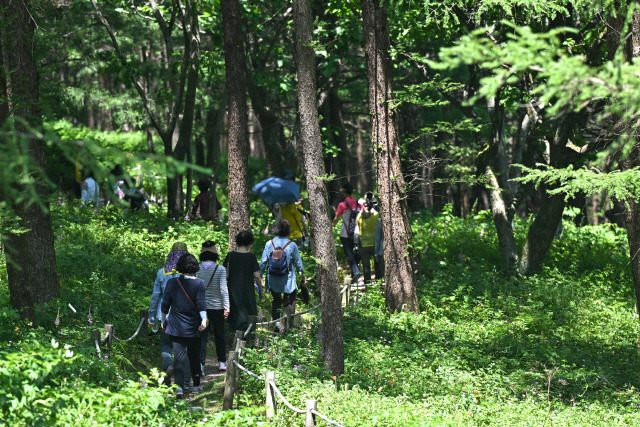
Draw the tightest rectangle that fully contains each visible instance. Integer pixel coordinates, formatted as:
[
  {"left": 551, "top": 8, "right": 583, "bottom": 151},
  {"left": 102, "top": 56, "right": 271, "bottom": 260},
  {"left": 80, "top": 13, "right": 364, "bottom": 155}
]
[{"left": 81, "top": 177, "right": 100, "bottom": 206}]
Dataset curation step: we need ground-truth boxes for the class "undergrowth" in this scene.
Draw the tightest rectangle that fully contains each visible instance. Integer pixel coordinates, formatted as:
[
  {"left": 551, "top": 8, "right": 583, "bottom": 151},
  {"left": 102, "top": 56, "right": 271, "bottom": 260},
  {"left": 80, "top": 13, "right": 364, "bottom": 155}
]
[{"left": 1, "top": 204, "right": 639, "bottom": 425}]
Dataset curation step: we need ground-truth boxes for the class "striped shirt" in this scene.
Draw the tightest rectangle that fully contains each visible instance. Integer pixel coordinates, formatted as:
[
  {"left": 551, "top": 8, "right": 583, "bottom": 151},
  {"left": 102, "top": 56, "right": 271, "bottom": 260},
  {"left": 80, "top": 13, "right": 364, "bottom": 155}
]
[{"left": 197, "top": 262, "right": 229, "bottom": 311}]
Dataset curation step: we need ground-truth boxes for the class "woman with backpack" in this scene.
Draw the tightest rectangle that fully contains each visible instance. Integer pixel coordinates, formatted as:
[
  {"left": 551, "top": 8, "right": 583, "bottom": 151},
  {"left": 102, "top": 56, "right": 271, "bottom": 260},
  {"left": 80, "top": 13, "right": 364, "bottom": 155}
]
[
  {"left": 197, "top": 241, "right": 229, "bottom": 374},
  {"left": 331, "top": 182, "right": 364, "bottom": 281},
  {"left": 259, "top": 219, "right": 307, "bottom": 332}
]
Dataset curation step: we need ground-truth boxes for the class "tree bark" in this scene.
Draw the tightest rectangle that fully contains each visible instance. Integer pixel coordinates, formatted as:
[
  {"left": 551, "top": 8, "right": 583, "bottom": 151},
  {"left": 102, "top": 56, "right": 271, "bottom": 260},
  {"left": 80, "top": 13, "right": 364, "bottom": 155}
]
[
  {"left": 518, "top": 126, "right": 576, "bottom": 275},
  {"left": 486, "top": 167, "right": 518, "bottom": 269},
  {"left": 222, "top": 0, "right": 251, "bottom": 248},
  {"left": 1, "top": 0, "right": 60, "bottom": 322},
  {"left": 361, "top": 0, "right": 419, "bottom": 312},
  {"left": 205, "top": 98, "right": 225, "bottom": 220},
  {"left": 293, "top": 0, "right": 344, "bottom": 375},
  {"left": 616, "top": 9, "right": 640, "bottom": 315}
]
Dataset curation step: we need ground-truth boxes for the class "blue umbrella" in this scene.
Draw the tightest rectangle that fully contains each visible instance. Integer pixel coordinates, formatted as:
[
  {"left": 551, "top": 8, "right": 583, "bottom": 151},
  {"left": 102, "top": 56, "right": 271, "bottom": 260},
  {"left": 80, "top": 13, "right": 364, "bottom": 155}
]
[{"left": 251, "top": 177, "right": 300, "bottom": 206}]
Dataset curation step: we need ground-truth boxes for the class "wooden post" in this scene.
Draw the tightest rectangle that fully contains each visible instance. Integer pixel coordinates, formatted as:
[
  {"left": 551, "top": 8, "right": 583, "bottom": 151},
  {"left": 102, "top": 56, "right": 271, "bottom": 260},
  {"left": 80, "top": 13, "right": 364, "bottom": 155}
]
[
  {"left": 283, "top": 306, "right": 292, "bottom": 332},
  {"left": 223, "top": 350, "right": 239, "bottom": 410},
  {"left": 305, "top": 399, "right": 317, "bottom": 426},
  {"left": 234, "top": 340, "right": 246, "bottom": 392},
  {"left": 247, "top": 315, "right": 257, "bottom": 345},
  {"left": 265, "top": 371, "right": 276, "bottom": 418},
  {"left": 140, "top": 309, "right": 149, "bottom": 321},
  {"left": 294, "top": 309, "right": 301, "bottom": 328},
  {"left": 232, "top": 330, "right": 243, "bottom": 351},
  {"left": 104, "top": 324, "right": 114, "bottom": 352},
  {"left": 342, "top": 277, "right": 351, "bottom": 307},
  {"left": 91, "top": 330, "right": 100, "bottom": 342}
]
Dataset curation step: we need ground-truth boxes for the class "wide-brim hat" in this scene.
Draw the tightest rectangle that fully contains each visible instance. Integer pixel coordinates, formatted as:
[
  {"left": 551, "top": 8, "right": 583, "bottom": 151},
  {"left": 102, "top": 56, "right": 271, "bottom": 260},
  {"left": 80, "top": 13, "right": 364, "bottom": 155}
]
[
  {"left": 171, "top": 242, "right": 188, "bottom": 252},
  {"left": 201, "top": 242, "right": 219, "bottom": 254}
]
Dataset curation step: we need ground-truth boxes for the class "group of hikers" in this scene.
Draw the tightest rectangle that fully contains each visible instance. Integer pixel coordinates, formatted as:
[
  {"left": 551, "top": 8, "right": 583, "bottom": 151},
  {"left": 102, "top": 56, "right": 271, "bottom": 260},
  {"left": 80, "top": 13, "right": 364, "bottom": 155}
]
[
  {"left": 332, "top": 182, "right": 385, "bottom": 286},
  {"left": 147, "top": 220, "right": 308, "bottom": 397},
  {"left": 144, "top": 176, "right": 385, "bottom": 398}
]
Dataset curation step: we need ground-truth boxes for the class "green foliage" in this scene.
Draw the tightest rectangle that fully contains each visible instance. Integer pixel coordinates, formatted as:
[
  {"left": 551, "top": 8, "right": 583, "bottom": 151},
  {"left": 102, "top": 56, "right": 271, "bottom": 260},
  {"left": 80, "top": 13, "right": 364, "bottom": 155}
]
[
  {"left": 1, "top": 206, "right": 639, "bottom": 424},
  {"left": 514, "top": 164, "right": 640, "bottom": 201},
  {"left": 231, "top": 209, "right": 640, "bottom": 425}
]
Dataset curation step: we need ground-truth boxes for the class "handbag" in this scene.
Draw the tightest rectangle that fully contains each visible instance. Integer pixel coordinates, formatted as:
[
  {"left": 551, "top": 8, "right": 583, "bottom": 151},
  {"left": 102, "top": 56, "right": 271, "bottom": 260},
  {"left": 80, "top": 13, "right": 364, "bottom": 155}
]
[
  {"left": 177, "top": 277, "right": 209, "bottom": 328},
  {"left": 299, "top": 286, "right": 310, "bottom": 304}
]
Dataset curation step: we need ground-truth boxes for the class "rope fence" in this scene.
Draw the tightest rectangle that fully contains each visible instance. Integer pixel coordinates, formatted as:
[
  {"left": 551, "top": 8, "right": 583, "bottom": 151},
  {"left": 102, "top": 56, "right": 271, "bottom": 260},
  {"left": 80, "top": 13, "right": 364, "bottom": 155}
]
[
  {"left": 91, "top": 309, "right": 148, "bottom": 358},
  {"left": 86, "top": 271, "right": 372, "bottom": 426},
  {"left": 223, "top": 275, "right": 365, "bottom": 426}
]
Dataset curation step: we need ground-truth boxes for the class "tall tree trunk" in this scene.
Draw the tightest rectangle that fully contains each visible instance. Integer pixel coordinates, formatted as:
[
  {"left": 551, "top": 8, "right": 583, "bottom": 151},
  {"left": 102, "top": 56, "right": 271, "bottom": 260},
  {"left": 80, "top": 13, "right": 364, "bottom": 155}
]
[
  {"left": 222, "top": 0, "right": 250, "bottom": 248},
  {"left": 616, "top": 8, "right": 640, "bottom": 314},
  {"left": 247, "top": 78, "right": 290, "bottom": 175},
  {"left": 361, "top": 0, "right": 419, "bottom": 312},
  {"left": 293, "top": 0, "right": 344, "bottom": 375},
  {"left": 518, "top": 126, "right": 576, "bottom": 275},
  {"left": 206, "top": 98, "right": 225, "bottom": 220},
  {"left": 173, "top": 0, "right": 200, "bottom": 218},
  {"left": 1, "top": 0, "right": 59, "bottom": 322},
  {"left": 319, "top": 85, "right": 349, "bottom": 204},
  {"left": 483, "top": 93, "right": 518, "bottom": 269},
  {"left": 486, "top": 167, "right": 518, "bottom": 268}
]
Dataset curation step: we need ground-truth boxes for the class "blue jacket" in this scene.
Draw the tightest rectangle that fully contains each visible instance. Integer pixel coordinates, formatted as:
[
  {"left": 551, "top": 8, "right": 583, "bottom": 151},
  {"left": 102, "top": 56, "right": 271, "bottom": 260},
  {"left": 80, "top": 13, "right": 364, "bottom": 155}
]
[
  {"left": 259, "top": 236, "right": 304, "bottom": 294},
  {"left": 149, "top": 268, "right": 179, "bottom": 325}
]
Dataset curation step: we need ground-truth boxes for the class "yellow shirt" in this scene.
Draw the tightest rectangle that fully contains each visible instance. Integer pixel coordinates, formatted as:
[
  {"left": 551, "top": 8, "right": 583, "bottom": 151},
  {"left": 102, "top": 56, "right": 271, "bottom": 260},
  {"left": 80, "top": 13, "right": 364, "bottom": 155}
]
[
  {"left": 281, "top": 203, "right": 304, "bottom": 240},
  {"left": 356, "top": 210, "right": 379, "bottom": 247}
]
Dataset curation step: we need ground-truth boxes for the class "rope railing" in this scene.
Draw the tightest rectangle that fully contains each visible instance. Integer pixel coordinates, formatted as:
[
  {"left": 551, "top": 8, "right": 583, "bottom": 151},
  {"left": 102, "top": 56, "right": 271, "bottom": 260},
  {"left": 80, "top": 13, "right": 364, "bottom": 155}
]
[
  {"left": 310, "top": 409, "right": 345, "bottom": 427},
  {"left": 112, "top": 317, "right": 146, "bottom": 342},
  {"left": 222, "top": 275, "right": 367, "bottom": 426},
  {"left": 244, "top": 280, "right": 352, "bottom": 336},
  {"left": 92, "top": 310, "right": 148, "bottom": 359},
  {"left": 94, "top": 339, "right": 103, "bottom": 360},
  {"left": 268, "top": 380, "right": 306, "bottom": 414},
  {"left": 232, "top": 360, "right": 261, "bottom": 380}
]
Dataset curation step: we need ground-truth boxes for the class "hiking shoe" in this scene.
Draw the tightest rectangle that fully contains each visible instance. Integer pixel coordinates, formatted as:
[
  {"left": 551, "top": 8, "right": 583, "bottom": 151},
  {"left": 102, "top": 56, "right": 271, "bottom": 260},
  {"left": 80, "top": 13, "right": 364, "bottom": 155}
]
[
  {"left": 219, "top": 361, "right": 227, "bottom": 371},
  {"left": 192, "top": 386, "right": 203, "bottom": 394},
  {"left": 175, "top": 387, "right": 183, "bottom": 398},
  {"left": 164, "top": 365, "right": 174, "bottom": 384}
]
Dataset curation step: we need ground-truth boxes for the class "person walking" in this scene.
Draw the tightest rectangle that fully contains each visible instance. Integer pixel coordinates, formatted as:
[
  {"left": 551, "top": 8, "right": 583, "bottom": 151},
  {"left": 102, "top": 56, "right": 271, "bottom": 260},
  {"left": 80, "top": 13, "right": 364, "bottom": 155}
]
[
  {"left": 259, "top": 219, "right": 307, "bottom": 332},
  {"left": 332, "top": 182, "right": 364, "bottom": 280},
  {"left": 197, "top": 241, "right": 230, "bottom": 373},
  {"left": 272, "top": 171, "right": 310, "bottom": 246},
  {"left": 223, "top": 231, "right": 264, "bottom": 332},
  {"left": 355, "top": 193, "right": 380, "bottom": 284},
  {"left": 148, "top": 242, "right": 191, "bottom": 387},
  {"left": 161, "top": 253, "right": 208, "bottom": 398},
  {"left": 192, "top": 177, "right": 221, "bottom": 221},
  {"left": 80, "top": 172, "right": 100, "bottom": 207}
]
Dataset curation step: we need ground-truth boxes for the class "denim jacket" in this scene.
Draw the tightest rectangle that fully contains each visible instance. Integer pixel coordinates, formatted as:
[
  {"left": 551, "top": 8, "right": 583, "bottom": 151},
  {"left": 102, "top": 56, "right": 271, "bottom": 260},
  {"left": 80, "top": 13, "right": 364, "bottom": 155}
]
[
  {"left": 259, "top": 236, "right": 304, "bottom": 294},
  {"left": 148, "top": 268, "right": 180, "bottom": 325}
]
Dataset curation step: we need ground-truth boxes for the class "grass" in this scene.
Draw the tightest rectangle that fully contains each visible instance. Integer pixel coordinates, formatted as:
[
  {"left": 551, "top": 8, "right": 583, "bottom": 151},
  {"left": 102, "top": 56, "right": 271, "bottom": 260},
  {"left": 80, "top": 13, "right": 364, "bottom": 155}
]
[{"left": 1, "top": 203, "right": 640, "bottom": 425}]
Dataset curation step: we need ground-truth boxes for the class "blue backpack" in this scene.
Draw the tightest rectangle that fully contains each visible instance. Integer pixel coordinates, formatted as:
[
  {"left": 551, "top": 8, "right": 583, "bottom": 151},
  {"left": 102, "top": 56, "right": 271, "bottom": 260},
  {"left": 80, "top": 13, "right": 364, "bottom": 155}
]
[{"left": 268, "top": 240, "right": 292, "bottom": 276}]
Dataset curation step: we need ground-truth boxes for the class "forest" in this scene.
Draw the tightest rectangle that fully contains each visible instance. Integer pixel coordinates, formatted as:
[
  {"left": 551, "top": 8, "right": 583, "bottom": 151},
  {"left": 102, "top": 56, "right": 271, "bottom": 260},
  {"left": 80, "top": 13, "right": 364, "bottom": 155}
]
[{"left": 2, "top": 0, "right": 640, "bottom": 425}]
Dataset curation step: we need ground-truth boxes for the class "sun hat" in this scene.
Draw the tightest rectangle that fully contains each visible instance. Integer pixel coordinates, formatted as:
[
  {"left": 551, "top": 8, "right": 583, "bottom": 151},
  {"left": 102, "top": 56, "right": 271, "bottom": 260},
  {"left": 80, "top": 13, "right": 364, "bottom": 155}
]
[
  {"left": 201, "top": 241, "right": 219, "bottom": 254},
  {"left": 171, "top": 242, "right": 188, "bottom": 252}
]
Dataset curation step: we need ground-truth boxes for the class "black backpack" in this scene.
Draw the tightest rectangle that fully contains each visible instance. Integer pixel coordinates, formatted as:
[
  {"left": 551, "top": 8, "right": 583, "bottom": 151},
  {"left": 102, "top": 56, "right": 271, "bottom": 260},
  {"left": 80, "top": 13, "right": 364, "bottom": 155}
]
[
  {"left": 343, "top": 201, "right": 360, "bottom": 239},
  {"left": 268, "top": 240, "right": 292, "bottom": 276}
]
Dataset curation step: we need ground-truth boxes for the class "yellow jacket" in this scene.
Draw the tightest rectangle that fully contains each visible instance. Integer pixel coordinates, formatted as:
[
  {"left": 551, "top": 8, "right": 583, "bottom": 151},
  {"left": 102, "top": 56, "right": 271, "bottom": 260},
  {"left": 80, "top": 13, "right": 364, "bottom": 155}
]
[
  {"left": 355, "top": 209, "right": 379, "bottom": 247},
  {"left": 280, "top": 203, "right": 305, "bottom": 240}
]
